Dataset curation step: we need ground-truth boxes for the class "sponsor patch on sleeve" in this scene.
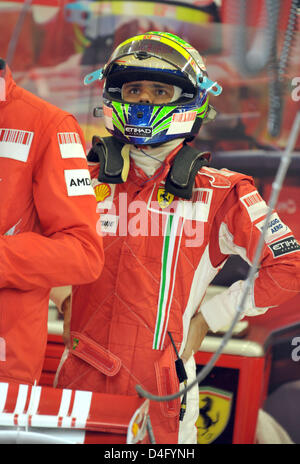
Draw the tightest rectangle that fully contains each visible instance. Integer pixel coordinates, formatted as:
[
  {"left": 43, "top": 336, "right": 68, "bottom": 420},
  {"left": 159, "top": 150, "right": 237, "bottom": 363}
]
[
  {"left": 255, "top": 212, "right": 291, "bottom": 243},
  {"left": 92, "top": 180, "right": 116, "bottom": 210},
  {"left": 98, "top": 214, "right": 119, "bottom": 234},
  {"left": 0, "top": 128, "right": 34, "bottom": 162},
  {"left": 64, "top": 169, "right": 95, "bottom": 197},
  {"left": 268, "top": 236, "right": 300, "bottom": 258},
  {"left": 240, "top": 191, "right": 269, "bottom": 222},
  {"left": 58, "top": 132, "right": 86, "bottom": 159},
  {"left": 179, "top": 188, "right": 213, "bottom": 221}
]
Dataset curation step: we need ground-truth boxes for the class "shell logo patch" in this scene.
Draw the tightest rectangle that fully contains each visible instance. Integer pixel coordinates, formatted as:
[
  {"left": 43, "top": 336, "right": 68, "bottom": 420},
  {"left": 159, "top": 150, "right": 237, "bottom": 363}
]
[
  {"left": 94, "top": 183, "right": 111, "bottom": 202},
  {"left": 157, "top": 188, "right": 174, "bottom": 209},
  {"left": 196, "top": 386, "right": 233, "bottom": 444}
]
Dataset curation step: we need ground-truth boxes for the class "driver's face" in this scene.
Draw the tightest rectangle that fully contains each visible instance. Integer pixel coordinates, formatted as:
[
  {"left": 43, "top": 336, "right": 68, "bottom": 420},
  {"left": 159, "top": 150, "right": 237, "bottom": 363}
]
[{"left": 122, "top": 80, "right": 175, "bottom": 104}]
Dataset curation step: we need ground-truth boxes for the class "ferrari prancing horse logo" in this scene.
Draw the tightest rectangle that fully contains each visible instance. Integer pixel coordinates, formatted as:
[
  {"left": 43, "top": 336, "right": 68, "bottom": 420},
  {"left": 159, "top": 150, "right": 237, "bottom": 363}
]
[
  {"left": 157, "top": 188, "right": 174, "bottom": 209},
  {"left": 196, "top": 386, "right": 233, "bottom": 444}
]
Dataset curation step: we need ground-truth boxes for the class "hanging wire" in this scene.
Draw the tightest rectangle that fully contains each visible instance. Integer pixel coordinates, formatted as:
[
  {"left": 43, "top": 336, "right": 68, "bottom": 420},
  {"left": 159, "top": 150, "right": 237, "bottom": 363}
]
[
  {"left": 267, "top": 0, "right": 298, "bottom": 137},
  {"left": 234, "top": 0, "right": 280, "bottom": 77},
  {"left": 233, "top": 0, "right": 298, "bottom": 137}
]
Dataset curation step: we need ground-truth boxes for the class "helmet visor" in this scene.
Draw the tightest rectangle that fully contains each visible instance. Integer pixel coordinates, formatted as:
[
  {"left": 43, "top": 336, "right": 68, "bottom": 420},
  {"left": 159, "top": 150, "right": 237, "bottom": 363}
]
[{"left": 104, "top": 35, "right": 204, "bottom": 88}]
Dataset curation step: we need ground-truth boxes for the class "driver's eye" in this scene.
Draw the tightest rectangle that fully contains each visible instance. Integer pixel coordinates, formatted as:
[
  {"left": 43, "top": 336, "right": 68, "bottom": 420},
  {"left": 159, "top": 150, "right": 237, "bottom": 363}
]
[{"left": 129, "top": 87, "right": 139, "bottom": 94}]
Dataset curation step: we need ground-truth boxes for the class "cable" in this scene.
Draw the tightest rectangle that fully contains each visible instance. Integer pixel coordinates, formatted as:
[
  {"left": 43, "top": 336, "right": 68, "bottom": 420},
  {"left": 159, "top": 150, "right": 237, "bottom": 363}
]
[
  {"left": 136, "top": 111, "right": 300, "bottom": 403},
  {"left": 168, "top": 332, "right": 187, "bottom": 421},
  {"left": 234, "top": 0, "right": 280, "bottom": 77},
  {"left": 268, "top": 0, "right": 298, "bottom": 137},
  {"left": 233, "top": 0, "right": 298, "bottom": 137}
]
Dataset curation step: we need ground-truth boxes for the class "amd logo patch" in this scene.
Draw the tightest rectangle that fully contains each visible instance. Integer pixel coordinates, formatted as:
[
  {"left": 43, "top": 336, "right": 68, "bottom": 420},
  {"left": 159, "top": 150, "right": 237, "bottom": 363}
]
[
  {"left": 69, "top": 177, "right": 91, "bottom": 187},
  {"left": 64, "top": 169, "right": 95, "bottom": 197},
  {"left": 125, "top": 125, "right": 152, "bottom": 138},
  {"left": 269, "top": 236, "right": 300, "bottom": 258}
]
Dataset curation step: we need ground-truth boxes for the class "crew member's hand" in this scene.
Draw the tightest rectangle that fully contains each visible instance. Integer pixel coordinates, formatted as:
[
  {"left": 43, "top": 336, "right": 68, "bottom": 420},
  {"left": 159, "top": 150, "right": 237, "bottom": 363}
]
[
  {"left": 181, "top": 311, "right": 209, "bottom": 364},
  {"left": 61, "top": 295, "right": 71, "bottom": 349}
]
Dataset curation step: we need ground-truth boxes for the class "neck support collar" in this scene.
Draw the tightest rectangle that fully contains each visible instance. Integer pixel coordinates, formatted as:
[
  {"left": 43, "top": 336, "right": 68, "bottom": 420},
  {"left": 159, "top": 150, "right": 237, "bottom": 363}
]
[{"left": 87, "top": 136, "right": 210, "bottom": 199}]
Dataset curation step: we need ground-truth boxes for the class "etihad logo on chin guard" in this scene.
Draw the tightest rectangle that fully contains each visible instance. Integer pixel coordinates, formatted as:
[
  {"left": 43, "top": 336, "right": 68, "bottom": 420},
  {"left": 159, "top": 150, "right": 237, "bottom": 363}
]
[{"left": 124, "top": 125, "right": 152, "bottom": 138}]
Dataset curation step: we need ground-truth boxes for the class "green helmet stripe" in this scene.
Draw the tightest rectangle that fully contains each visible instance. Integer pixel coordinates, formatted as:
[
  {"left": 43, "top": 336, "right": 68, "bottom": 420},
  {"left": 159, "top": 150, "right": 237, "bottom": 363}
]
[
  {"left": 148, "top": 31, "right": 193, "bottom": 50},
  {"left": 112, "top": 101, "right": 126, "bottom": 125},
  {"left": 196, "top": 98, "right": 209, "bottom": 118},
  {"left": 149, "top": 105, "right": 162, "bottom": 125},
  {"left": 152, "top": 117, "right": 173, "bottom": 135},
  {"left": 152, "top": 106, "right": 176, "bottom": 128},
  {"left": 112, "top": 114, "right": 124, "bottom": 134},
  {"left": 123, "top": 103, "right": 130, "bottom": 122}
]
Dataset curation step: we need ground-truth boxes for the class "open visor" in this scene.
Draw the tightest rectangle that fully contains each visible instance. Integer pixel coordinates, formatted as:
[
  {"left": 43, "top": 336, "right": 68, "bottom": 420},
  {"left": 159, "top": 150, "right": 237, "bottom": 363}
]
[
  {"left": 84, "top": 34, "right": 222, "bottom": 97},
  {"left": 103, "top": 36, "right": 203, "bottom": 89}
]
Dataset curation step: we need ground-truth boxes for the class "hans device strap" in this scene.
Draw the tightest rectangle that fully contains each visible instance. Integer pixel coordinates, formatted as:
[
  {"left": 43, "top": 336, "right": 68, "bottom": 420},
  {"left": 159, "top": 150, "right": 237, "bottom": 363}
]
[
  {"left": 87, "top": 136, "right": 210, "bottom": 198},
  {"left": 165, "top": 144, "right": 210, "bottom": 199},
  {"left": 88, "top": 136, "right": 129, "bottom": 184}
]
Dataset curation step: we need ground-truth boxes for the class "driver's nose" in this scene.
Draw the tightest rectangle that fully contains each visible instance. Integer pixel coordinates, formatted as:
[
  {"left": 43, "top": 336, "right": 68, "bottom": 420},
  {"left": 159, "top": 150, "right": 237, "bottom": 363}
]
[{"left": 138, "top": 87, "right": 153, "bottom": 104}]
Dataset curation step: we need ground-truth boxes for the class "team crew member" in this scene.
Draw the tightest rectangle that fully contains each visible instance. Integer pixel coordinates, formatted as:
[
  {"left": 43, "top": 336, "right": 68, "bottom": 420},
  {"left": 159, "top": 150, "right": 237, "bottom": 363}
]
[
  {"left": 54, "top": 33, "right": 300, "bottom": 443},
  {"left": 0, "top": 59, "right": 104, "bottom": 386}
]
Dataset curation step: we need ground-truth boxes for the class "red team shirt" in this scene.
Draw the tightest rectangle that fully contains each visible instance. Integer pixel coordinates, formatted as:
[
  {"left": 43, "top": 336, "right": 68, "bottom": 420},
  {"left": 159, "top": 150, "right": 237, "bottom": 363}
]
[{"left": 0, "top": 66, "right": 104, "bottom": 385}]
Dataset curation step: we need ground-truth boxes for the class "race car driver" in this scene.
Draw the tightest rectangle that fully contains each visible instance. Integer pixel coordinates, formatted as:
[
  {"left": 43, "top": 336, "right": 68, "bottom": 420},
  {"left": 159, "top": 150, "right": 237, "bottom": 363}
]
[
  {"left": 0, "top": 59, "right": 104, "bottom": 386},
  {"left": 54, "top": 32, "right": 300, "bottom": 444}
]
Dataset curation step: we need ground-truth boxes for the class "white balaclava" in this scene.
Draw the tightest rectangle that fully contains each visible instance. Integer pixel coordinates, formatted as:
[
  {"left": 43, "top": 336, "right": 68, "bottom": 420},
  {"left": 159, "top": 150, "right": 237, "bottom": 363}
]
[{"left": 129, "top": 138, "right": 184, "bottom": 177}]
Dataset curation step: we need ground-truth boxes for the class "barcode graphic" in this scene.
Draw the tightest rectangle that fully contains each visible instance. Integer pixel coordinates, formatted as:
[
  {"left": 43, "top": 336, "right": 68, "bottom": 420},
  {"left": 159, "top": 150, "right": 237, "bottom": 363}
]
[
  {"left": 58, "top": 133, "right": 81, "bottom": 144},
  {"left": 0, "top": 129, "right": 33, "bottom": 145},
  {"left": 193, "top": 190, "right": 210, "bottom": 204},
  {"left": 243, "top": 192, "right": 262, "bottom": 207},
  {"left": 172, "top": 111, "right": 196, "bottom": 123},
  {"left": 58, "top": 132, "right": 86, "bottom": 159}
]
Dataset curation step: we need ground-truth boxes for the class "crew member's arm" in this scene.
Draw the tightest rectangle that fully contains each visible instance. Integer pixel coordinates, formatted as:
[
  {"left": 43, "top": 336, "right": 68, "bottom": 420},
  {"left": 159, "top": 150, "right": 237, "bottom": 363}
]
[
  {"left": 50, "top": 286, "right": 71, "bottom": 313},
  {"left": 0, "top": 115, "right": 104, "bottom": 290},
  {"left": 50, "top": 286, "right": 72, "bottom": 348}
]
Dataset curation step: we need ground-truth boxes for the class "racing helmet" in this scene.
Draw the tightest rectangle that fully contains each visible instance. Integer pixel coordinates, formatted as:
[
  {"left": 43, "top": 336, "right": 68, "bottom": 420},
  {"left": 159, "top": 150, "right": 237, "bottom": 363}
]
[{"left": 84, "top": 31, "right": 222, "bottom": 145}]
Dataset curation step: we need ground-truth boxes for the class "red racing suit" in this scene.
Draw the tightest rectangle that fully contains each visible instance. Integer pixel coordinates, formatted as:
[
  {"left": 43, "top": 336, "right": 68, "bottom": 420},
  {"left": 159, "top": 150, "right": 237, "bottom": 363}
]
[
  {"left": 0, "top": 65, "right": 104, "bottom": 385},
  {"left": 55, "top": 141, "right": 300, "bottom": 443}
]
